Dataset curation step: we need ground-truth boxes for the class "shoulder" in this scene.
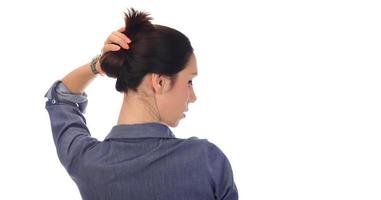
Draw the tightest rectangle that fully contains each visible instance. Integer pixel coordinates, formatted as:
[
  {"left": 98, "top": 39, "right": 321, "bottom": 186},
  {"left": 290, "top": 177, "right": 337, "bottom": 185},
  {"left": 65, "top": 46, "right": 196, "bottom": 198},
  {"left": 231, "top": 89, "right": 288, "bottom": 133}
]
[
  {"left": 176, "top": 137, "right": 227, "bottom": 161},
  {"left": 186, "top": 138, "right": 232, "bottom": 173},
  {"left": 175, "top": 136, "right": 207, "bottom": 146},
  {"left": 183, "top": 138, "right": 235, "bottom": 185}
]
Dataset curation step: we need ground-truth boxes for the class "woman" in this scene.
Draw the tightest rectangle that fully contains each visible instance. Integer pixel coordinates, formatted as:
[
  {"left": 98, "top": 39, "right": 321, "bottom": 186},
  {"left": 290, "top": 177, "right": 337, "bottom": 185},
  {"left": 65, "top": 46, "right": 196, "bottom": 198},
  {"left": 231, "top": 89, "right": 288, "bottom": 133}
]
[{"left": 45, "top": 8, "right": 238, "bottom": 200}]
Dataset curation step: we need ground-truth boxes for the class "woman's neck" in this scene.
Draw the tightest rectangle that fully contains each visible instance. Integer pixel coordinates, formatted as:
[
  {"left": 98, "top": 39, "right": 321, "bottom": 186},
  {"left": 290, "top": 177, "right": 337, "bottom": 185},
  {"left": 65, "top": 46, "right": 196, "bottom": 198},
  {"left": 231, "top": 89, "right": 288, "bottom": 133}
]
[{"left": 117, "top": 93, "right": 161, "bottom": 125}]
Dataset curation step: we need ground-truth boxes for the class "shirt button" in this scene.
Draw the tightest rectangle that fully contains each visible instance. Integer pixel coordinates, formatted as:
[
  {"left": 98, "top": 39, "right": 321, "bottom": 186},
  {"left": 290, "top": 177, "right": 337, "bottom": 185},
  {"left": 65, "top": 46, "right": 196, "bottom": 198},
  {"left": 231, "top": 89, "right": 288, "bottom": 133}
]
[{"left": 51, "top": 99, "right": 56, "bottom": 104}]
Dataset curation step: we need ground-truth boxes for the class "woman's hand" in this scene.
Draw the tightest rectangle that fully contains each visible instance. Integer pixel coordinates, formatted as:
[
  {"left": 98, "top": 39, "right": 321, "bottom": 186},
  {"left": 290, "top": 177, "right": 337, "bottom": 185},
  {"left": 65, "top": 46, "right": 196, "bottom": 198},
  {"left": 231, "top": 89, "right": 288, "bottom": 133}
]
[
  {"left": 96, "top": 27, "right": 132, "bottom": 75},
  {"left": 102, "top": 27, "right": 131, "bottom": 54}
]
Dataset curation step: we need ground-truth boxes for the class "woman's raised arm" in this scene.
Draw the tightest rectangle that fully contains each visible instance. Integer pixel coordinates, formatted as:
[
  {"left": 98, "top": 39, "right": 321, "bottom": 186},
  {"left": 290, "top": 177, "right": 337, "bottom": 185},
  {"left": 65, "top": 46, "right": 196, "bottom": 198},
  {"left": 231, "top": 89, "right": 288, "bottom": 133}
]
[{"left": 44, "top": 28, "right": 131, "bottom": 173}]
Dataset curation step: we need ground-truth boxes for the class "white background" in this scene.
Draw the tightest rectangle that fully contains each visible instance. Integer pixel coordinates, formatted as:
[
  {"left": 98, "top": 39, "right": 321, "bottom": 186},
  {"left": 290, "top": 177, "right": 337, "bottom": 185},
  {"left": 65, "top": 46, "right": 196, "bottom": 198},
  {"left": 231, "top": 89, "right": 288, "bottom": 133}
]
[{"left": 0, "top": 0, "right": 380, "bottom": 199}]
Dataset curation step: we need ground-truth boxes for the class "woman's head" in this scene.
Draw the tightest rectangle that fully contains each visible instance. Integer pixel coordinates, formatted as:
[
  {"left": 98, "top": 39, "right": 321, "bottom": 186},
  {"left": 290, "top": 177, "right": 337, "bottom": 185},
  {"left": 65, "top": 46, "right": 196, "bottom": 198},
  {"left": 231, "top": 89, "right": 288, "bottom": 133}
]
[
  {"left": 100, "top": 8, "right": 197, "bottom": 127},
  {"left": 100, "top": 8, "right": 194, "bottom": 93}
]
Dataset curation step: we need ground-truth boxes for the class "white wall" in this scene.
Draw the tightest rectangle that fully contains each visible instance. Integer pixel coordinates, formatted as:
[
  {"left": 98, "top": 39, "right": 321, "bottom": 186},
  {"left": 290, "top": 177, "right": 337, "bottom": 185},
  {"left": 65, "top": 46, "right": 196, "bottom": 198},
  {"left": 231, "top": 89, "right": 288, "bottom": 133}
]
[{"left": 0, "top": 0, "right": 380, "bottom": 199}]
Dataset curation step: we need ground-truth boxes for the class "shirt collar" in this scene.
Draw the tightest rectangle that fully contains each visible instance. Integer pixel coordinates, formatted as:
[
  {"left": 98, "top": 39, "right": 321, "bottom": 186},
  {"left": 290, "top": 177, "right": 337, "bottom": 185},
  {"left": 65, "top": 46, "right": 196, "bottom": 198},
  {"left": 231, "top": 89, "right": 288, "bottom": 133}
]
[{"left": 105, "top": 122, "right": 175, "bottom": 140}]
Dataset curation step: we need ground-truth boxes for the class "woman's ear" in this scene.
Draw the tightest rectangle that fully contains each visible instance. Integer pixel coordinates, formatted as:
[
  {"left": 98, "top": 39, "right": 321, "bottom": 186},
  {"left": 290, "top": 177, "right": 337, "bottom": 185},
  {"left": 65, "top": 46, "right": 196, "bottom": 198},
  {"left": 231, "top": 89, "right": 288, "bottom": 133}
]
[{"left": 151, "top": 73, "right": 171, "bottom": 94}]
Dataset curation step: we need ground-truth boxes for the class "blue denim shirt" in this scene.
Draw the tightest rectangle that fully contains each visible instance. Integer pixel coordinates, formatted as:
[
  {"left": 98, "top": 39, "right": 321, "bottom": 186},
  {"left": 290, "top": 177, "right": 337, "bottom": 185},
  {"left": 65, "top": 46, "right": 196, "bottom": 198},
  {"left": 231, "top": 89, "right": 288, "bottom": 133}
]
[{"left": 45, "top": 81, "right": 238, "bottom": 200}]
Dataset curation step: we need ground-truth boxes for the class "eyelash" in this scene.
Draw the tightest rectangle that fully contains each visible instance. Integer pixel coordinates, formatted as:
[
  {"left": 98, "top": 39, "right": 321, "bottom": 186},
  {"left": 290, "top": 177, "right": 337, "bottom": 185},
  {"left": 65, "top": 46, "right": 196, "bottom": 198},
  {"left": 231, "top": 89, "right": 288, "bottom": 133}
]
[{"left": 188, "top": 80, "right": 193, "bottom": 86}]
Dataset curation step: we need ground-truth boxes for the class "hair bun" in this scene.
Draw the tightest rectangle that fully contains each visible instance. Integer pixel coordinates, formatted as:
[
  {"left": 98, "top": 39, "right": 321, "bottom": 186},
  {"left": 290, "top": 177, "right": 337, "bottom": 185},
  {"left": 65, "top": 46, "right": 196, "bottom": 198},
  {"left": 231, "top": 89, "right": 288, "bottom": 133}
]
[{"left": 99, "top": 50, "right": 127, "bottom": 78}]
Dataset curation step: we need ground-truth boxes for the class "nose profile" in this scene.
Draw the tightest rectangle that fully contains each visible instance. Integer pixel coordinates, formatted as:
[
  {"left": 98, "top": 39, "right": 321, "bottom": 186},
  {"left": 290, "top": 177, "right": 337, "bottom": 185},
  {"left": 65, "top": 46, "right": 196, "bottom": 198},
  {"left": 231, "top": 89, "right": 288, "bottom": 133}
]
[{"left": 189, "top": 87, "right": 197, "bottom": 103}]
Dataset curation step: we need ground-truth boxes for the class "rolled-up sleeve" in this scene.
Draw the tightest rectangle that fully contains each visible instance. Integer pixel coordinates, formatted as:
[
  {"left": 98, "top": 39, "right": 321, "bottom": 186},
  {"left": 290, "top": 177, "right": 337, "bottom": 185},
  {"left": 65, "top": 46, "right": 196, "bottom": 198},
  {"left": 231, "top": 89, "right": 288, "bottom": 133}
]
[
  {"left": 45, "top": 81, "right": 99, "bottom": 174},
  {"left": 206, "top": 141, "right": 239, "bottom": 200}
]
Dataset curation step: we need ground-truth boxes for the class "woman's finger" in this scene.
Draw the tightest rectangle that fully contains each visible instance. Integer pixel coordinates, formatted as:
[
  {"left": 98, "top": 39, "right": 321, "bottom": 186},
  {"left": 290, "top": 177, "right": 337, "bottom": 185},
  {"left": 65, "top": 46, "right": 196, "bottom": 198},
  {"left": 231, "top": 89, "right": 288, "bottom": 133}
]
[
  {"left": 104, "top": 32, "right": 122, "bottom": 44},
  {"left": 104, "top": 33, "right": 130, "bottom": 49},
  {"left": 101, "top": 44, "right": 121, "bottom": 54},
  {"left": 117, "top": 27, "right": 125, "bottom": 32},
  {"left": 114, "top": 31, "right": 131, "bottom": 44}
]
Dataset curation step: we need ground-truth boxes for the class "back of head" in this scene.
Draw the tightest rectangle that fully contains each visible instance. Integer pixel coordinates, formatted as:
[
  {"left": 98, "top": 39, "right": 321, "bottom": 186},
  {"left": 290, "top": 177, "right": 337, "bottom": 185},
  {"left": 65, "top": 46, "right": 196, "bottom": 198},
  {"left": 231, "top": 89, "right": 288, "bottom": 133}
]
[{"left": 100, "top": 8, "right": 194, "bottom": 93}]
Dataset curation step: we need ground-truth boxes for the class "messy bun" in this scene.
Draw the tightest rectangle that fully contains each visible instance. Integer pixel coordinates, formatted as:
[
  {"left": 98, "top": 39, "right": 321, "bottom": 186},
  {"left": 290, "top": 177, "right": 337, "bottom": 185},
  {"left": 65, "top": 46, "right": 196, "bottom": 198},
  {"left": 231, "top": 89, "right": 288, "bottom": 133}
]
[{"left": 100, "top": 8, "right": 193, "bottom": 93}]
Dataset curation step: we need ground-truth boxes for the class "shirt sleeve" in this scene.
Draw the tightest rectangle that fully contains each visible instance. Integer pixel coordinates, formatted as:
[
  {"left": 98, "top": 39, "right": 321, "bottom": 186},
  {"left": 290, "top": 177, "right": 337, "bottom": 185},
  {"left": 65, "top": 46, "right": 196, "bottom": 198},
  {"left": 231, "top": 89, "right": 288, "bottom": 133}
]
[
  {"left": 44, "top": 80, "right": 99, "bottom": 174},
  {"left": 206, "top": 141, "right": 239, "bottom": 200}
]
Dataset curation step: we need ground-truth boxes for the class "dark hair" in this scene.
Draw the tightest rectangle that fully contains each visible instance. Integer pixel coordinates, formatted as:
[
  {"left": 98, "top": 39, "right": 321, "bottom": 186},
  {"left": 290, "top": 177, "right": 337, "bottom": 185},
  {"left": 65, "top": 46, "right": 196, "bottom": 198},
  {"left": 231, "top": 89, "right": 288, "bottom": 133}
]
[{"left": 100, "top": 8, "right": 194, "bottom": 93}]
